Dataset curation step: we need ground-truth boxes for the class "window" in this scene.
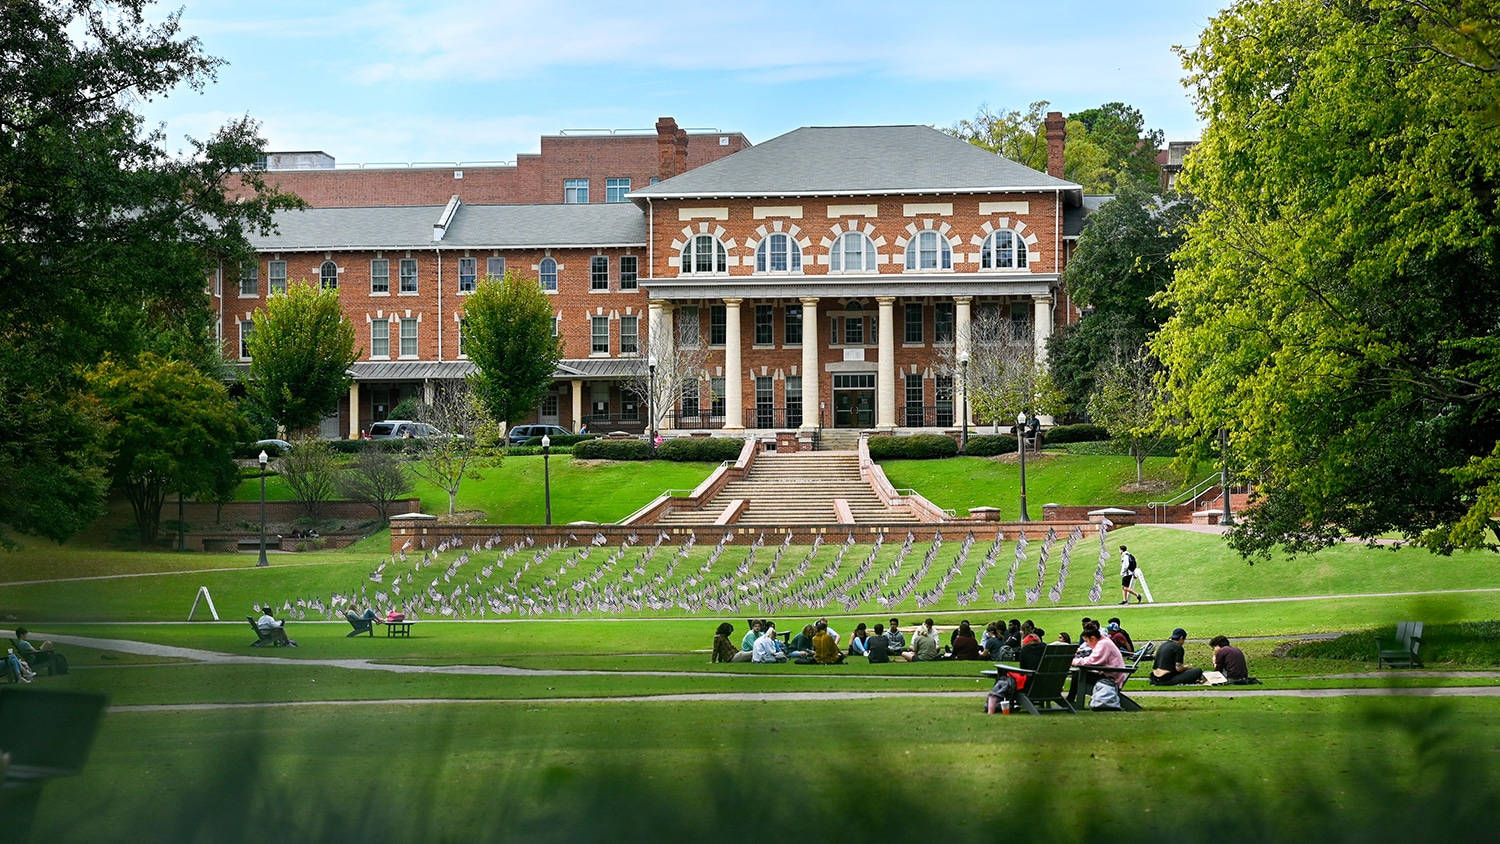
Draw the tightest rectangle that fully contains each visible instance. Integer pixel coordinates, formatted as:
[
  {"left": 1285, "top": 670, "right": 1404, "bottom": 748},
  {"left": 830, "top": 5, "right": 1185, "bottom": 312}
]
[
  {"left": 709, "top": 305, "right": 726, "bottom": 346},
  {"left": 755, "top": 304, "right": 773, "bottom": 345},
  {"left": 1010, "top": 302, "right": 1032, "bottom": 336},
  {"left": 371, "top": 320, "right": 389, "bottom": 358},
  {"left": 785, "top": 376, "right": 802, "bottom": 428},
  {"left": 459, "top": 257, "right": 477, "bottom": 292},
  {"left": 239, "top": 262, "right": 258, "bottom": 296},
  {"left": 679, "top": 305, "right": 700, "bottom": 347},
  {"left": 755, "top": 233, "right": 802, "bottom": 273},
  {"left": 457, "top": 317, "right": 468, "bottom": 357},
  {"left": 540, "top": 258, "right": 558, "bottom": 292},
  {"left": 399, "top": 318, "right": 417, "bottom": 357},
  {"left": 619, "top": 256, "right": 638, "bottom": 290},
  {"left": 981, "top": 230, "right": 1028, "bottom": 269},
  {"left": 784, "top": 304, "right": 802, "bottom": 345},
  {"left": 320, "top": 260, "right": 338, "bottom": 290},
  {"left": 620, "top": 315, "right": 638, "bottom": 355},
  {"left": 904, "top": 231, "right": 951, "bottom": 270},
  {"left": 239, "top": 319, "right": 253, "bottom": 359},
  {"left": 904, "top": 303, "right": 924, "bottom": 344},
  {"left": 551, "top": 313, "right": 560, "bottom": 337},
  {"left": 935, "top": 374, "right": 954, "bottom": 426},
  {"left": 591, "top": 256, "right": 608, "bottom": 291},
  {"left": 591, "top": 316, "right": 609, "bottom": 355},
  {"left": 710, "top": 377, "right": 725, "bottom": 417},
  {"left": 755, "top": 377, "right": 774, "bottom": 428},
  {"left": 844, "top": 316, "right": 864, "bottom": 345},
  {"left": 541, "top": 393, "right": 559, "bottom": 419},
  {"left": 681, "top": 235, "right": 727, "bottom": 274},
  {"left": 399, "top": 259, "right": 418, "bottom": 294},
  {"left": 830, "top": 232, "right": 876, "bottom": 272},
  {"left": 605, "top": 178, "right": 630, "bottom": 203},
  {"left": 269, "top": 260, "right": 287, "bottom": 294},
  {"left": 370, "top": 259, "right": 389, "bottom": 294},
  {"left": 487, "top": 257, "right": 506, "bottom": 279},
  {"left": 621, "top": 397, "right": 639, "bottom": 422},
  {"left": 564, "top": 178, "right": 589, "bottom": 203},
  {"left": 934, "top": 302, "right": 955, "bottom": 344},
  {"left": 905, "top": 373, "right": 925, "bottom": 426},
  {"left": 681, "top": 378, "right": 700, "bottom": 418}
]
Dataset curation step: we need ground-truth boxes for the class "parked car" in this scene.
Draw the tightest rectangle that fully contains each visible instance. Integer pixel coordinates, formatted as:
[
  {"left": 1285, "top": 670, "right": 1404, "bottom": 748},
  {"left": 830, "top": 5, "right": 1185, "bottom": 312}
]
[
  {"left": 506, "top": 424, "right": 573, "bottom": 445},
  {"left": 367, "top": 420, "right": 445, "bottom": 439},
  {"left": 253, "top": 438, "right": 292, "bottom": 455}
]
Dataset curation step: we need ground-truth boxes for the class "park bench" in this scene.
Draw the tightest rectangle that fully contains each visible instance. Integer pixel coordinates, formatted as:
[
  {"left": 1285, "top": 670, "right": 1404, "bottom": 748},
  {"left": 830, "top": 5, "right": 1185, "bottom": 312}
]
[
  {"left": 247, "top": 617, "right": 280, "bottom": 647},
  {"left": 983, "top": 642, "right": 1079, "bottom": 715},
  {"left": 1377, "top": 621, "right": 1424, "bottom": 669}
]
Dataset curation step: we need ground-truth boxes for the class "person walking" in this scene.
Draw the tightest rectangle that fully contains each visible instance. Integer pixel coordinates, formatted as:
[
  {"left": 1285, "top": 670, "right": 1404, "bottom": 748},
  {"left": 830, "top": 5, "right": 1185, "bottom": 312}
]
[{"left": 1120, "top": 545, "right": 1144, "bottom": 604}]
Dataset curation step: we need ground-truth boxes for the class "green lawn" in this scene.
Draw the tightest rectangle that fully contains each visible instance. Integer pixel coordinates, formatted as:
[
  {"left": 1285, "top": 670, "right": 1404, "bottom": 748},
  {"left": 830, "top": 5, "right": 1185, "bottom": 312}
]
[
  {"left": 234, "top": 454, "right": 717, "bottom": 523},
  {"left": 879, "top": 451, "right": 1184, "bottom": 516}
]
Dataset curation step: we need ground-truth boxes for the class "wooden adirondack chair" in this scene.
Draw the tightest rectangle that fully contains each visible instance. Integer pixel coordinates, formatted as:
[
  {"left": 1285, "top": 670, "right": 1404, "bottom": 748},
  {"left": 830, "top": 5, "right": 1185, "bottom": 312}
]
[
  {"left": 984, "top": 643, "right": 1080, "bottom": 714},
  {"left": 247, "top": 617, "right": 279, "bottom": 647},
  {"left": 1377, "top": 621, "right": 1424, "bottom": 668}
]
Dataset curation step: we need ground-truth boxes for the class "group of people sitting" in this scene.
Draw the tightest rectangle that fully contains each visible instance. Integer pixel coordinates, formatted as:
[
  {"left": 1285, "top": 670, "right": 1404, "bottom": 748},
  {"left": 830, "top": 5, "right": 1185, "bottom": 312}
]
[
  {"left": 3, "top": 627, "right": 69, "bottom": 683},
  {"left": 715, "top": 617, "right": 976, "bottom": 665}
]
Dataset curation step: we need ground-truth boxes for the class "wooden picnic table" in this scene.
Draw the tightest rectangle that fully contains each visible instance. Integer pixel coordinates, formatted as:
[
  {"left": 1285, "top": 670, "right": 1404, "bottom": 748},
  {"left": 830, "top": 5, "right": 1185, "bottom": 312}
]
[{"left": 382, "top": 620, "right": 415, "bottom": 638}]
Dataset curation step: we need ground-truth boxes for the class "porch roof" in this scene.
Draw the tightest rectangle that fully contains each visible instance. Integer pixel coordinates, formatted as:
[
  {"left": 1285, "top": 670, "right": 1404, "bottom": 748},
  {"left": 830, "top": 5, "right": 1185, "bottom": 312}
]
[{"left": 641, "top": 273, "right": 1058, "bottom": 302}]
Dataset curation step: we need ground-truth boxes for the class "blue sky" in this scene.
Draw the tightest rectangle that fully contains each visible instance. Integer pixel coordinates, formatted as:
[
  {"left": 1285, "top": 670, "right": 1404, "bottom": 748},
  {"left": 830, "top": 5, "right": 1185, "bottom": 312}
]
[{"left": 141, "top": 0, "right": 1227, "bottom": 165}]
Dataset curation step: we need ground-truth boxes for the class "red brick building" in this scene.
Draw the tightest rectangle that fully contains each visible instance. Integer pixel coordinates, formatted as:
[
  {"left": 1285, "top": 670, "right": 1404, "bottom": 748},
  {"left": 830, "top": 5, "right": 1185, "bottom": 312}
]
[{"left": 219, "top": 115, "right": 1092, "bottom": 440}]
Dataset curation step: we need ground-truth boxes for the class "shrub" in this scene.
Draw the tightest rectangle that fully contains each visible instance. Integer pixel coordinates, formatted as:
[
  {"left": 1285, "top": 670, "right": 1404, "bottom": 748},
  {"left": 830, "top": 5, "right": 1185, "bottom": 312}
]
[
  {"left": 964, "top": 434, "right": 1018, "bottom": 456},
  {"left": 572, "top": 438, "right": 652, "bottom": 461},
  {"left": 1044, "top": 423, "right": 1110, "bottom": 444},
  {"left": 656, "top": 437, "right": 745, "bottom": 462},
  {"left": 867, "top": 434, "right": 957, "bottom": 460},
  {"left": 522, "top": 434, "right": 600, "bottom": 447},
  {"left": 506, "top": 445, "right": 574, "bottom": 457},
  {"left": 329, "top": 438, "right": 419, "bottom": 455}
]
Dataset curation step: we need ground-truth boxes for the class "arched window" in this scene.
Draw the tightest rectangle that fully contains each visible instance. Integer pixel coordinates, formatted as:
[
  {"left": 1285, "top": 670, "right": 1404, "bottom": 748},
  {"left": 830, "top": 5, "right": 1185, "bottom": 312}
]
[
  {"left": 320, "top": 260, "right": 338, "bottom": 289},
  {"left": 681, "top": 234, "right": 727, "bottom": 274},
  {"left": 981, "top": 230, "right": 1028, "bottom": 269},
  {"left": 755, "top": 233, "right": 802, "bottom": 273},
  {"left": 539, "top": 257, "right": 558, "bottom": 291},
  {"left": 830, "top": 232, "right": 877, "bottom": 273},
  {"left": 904, "top": 231, "right": 951, "bottom": 270}
]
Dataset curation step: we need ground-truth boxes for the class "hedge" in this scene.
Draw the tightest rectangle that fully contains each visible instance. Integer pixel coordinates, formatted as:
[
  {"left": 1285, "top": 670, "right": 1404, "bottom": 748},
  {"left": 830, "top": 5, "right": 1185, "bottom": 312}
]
[
  {"left": 963, "top": 434, "right": 1019, "bottom": 456},
  {"left": 571, "top": 438, "right": 653, "bottom": 461},
  {"left": 522, "top": 434, "right": 600, "bottom": 447},
  {"left": 1043, "top": 423, "right": 1110, "bottom": 444},
  {"left": 656, "top": 437, "right": 745, "bottom": 462},
  {"left": 866, "top": 434, "right": 958, "bottom": 460},
  {"left": 507, "top": 445, "right": 574, "bottom": 457}
]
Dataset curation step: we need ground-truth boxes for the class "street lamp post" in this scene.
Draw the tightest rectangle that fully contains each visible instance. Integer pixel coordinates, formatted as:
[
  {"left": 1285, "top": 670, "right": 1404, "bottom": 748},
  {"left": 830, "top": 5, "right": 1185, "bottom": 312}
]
[
  {"left": 541, "top": 434, "right": 553, "bottom": 526},
  {"left": 257, "top": 450, "right": 270, "bottom": 567},
  {"left": 1015, "top": 412, "right": 1030, "bottom": 523},
  {"left": 958, "top": 353, "right": 969, "bottom": 454},
  {"left": 648, "top": 358, "right": 657, "bottom": 455}
]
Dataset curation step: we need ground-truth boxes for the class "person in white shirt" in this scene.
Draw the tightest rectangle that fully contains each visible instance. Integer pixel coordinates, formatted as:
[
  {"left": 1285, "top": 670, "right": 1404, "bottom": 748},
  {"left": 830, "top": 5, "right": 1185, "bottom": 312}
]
[
  {"left": 815, "top": 617, "right": 840, "bottom": 644},
  {"left": 256, "top": 606, "right": 298, "bottom": 647},
  {"left": 751, "top": 624, "right": 787, "bottom": 663},
  {"left": 1119, "top": 546, "right": 1144, "bottom": 604}
]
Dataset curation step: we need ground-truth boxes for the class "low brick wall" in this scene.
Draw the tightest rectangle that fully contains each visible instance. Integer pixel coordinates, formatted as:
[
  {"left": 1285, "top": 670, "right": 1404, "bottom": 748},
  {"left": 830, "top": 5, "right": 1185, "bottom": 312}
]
[
  {"left": 161, "top": 498, "right": 422, "bottom": 525},
  {"left": 1041, "top": 503, "right": 1198, "bottom": 525},
  {"left": 390, "top": 519, "right": 1095, "bottom": 554}
]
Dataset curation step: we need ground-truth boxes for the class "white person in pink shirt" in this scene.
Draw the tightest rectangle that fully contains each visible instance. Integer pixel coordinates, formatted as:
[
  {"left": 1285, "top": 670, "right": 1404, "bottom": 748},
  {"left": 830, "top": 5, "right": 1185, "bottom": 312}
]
[{"left": 1070, "top": 626, "right": 1124, "bottom": 704}]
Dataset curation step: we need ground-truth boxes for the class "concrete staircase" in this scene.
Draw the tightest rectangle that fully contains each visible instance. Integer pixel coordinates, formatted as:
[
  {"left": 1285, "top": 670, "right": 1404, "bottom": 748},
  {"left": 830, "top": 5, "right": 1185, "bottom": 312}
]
[
  {"left": 654, "top": 451, "right": 918, "bottom": 526},
  {"left": 813, "top": 429, "right": 863, "bottom": 451}
]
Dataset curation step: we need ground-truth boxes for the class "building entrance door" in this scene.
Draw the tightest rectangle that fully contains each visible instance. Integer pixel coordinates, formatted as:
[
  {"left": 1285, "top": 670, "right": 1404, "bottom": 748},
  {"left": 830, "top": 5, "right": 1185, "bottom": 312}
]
[{"left": 832, "top": 374, "right": 875, "bottom": 428}]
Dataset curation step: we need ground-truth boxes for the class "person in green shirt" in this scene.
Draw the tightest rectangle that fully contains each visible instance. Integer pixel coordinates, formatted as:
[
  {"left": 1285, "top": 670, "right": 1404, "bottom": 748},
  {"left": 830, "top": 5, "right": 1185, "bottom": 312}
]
[{"left": 787, "top": 624, "right": 816, "bottom": 660}]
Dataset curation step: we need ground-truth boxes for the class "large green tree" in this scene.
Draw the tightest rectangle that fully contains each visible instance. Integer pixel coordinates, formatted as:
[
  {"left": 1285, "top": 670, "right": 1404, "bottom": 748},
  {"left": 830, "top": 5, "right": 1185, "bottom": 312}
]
[
  {"left": 0, "top": 0, "right": 298, "bottom": 545},
  {"left": 86, "top": 353, "right": 248, "bottom": 544},
  {"left": 1048, "top": 184, "right": 1194, "bottom": 409},
  {"left": 245, "top": 281, "right": 359, "bottom": 434},
  {"left": 950, "top": 101, "right": 1164, "bottom": 194},
  {"left": 463, "top": 271, "right": 563, "bottom": 427},
  {"left": 1154, "top": 0, "right": 1500, "bottom": 555}
]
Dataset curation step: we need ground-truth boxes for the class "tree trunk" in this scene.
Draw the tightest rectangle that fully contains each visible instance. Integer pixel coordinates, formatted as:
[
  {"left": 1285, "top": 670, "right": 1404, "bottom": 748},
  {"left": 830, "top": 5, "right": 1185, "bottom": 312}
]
[
  {"left": 448, "top": 489, "right": 457, "bottom": 515},
  {"left": 1133, "top": 444, "right": 1145, "bottom": 484}
]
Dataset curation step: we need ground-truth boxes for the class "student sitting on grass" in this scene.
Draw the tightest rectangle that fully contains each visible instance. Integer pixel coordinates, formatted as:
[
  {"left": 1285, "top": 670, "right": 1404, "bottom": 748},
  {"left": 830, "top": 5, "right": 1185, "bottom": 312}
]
[
  {"left": 885, "top": 618, "right": 905, "bottom": 651},
  {"left": 740, "top": 619, "right": 763, "bottom": 653},
  {"left": 752, "top": 624, "right": 788, "bottom": 663},
  {"left": 980, "top": 622, "right": 1003, "bottom": 660},
  {"left": 1106, "top": 619, "right": 1135, "bottom": 653},
  {"left": 1150, "top": 628, "right": 1204, "bottom": 686},
  {"left": 812, "top": 621, "right": 844, "bottom": 664},
  {"left": 254, "top": 608, "right": 298, "bottom": 648},
  {"left": 785, "top": 624, "right": 815, "bottom": 660},
  {"left": 903, "top": 619, "right": 940, "bottom": 662},
  {"left": 847, "top": 623, "right": 870, "bottom": 657},
  {"left": 951, "top": 621, "right": 981, "bottom": 660},
  {"left": 865, "top": 624, "right": 898, "bottom": 663},
  {"left": 1210, "top": 635, "right": 1253, "bottom": 683},
  {"left": 712, "top": 622, "right": 739, "bottom": 663}
]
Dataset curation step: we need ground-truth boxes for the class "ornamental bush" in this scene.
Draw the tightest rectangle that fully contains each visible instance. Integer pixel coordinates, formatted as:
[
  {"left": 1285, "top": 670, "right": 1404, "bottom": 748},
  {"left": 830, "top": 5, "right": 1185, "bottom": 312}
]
[
  {"left": 656, "top": 437, "right": 746, "bottom": 463},
  {"left": 571, "top": 438, "right": 652, "bottom": 461},
  {"left": 1044, "top": 423, "right": 1110, "bottom": 443},
  {"left": 964, "top": 434, "right": 1019, "bottom": 456},
  {"left": 867, "top": 434, "right": 958, "bottom": 460},
  {"left": 522, "top": 434, "right": 600, "bottom": 447}
]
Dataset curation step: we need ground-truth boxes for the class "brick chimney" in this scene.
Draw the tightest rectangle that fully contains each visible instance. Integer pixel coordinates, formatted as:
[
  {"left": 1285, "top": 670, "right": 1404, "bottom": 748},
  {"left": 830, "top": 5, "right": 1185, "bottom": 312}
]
[
  {"left": 674, "top": 128, "right": 689, "bottom": 177},
  {"left": 1044, "top": 111, "right": 1066, "bottom": 179},
  {"left": 656, "top": 117, "right": 681, "bottom": 180}
]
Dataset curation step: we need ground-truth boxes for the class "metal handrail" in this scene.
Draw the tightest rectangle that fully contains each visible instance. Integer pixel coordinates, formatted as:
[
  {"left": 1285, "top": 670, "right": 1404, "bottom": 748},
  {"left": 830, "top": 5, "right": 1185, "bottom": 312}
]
[{"left": 1147, "top": 475, "right": 1222, "bottom": 523}]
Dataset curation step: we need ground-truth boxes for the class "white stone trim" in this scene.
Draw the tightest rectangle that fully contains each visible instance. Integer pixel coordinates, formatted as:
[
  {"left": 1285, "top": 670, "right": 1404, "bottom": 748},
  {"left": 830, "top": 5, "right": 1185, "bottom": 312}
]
[
  {"left": 753, "top": 205, "right": 803, "bottom": 219},
  {"left": 827, "top": 204, "right": 879, "bottom": 218},
  {"left": 903, "top": 202, "right": 952, "bottom": 216},
  {"left": 678, "top": 207, "right": 729, "bottom": 221},
  {"left": 979, "top": 200, "right": 1030, "bottom": 216}
]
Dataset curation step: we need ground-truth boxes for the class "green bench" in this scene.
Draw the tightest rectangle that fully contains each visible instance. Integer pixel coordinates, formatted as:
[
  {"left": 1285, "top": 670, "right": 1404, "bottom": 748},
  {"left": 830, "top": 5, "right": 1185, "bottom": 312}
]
[{"left": 1377, "top": 621, "right": 1423, "bottom": 669}]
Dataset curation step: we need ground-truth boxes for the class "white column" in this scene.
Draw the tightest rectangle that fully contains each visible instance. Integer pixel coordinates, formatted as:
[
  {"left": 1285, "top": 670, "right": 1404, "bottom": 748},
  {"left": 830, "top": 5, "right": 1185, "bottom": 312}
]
[
  {"left": 423, "top": 380, "right": 436, "bottom": 405},
  {"left": 1033, "top": 295, "right": 1053, "bottom": 366},
  {"left": 656, "top": 303, "right": 674, "bottom": 431},
  {"left": 721, "top": 298, "right": 743, "bottom": 430},
  {"left": 876, "top": 296, "right": 896, "bottom": 429},
  {"left": 347, "top": 381, "right": 361, "bottom": 439},
  {"left": 570, "top": 379, "right": 583, "bottom": 431},
  {"left": 955, "top": 296, "right": 974, "bottom": 425},
  {"left": 800, "top": 297, "right": 819, "bottom": 431}
]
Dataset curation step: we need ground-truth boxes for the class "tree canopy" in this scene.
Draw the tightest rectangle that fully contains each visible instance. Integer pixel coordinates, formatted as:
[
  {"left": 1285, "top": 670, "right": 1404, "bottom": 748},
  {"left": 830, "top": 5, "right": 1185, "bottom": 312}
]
[
  {"left": 1154, "top": 0, "right": 1500, "bottom": 555},
  {"left": 463, "top": 271, "right": 564, "bottom": 427},
  {"left": 245, "top": 281, "right": 359, "bottom": 434},
  {"left": 0, "top": 0, "right": 298, "bottom": 544},
  {"left": 950, "top": 101, "right": 1164, "bottom": 194}
]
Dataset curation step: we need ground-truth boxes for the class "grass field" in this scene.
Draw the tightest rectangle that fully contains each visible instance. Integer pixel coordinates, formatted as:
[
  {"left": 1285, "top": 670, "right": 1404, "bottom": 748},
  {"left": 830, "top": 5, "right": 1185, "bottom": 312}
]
[{"left": 880, "top": 452, "right": 1184, "bottom": 516}]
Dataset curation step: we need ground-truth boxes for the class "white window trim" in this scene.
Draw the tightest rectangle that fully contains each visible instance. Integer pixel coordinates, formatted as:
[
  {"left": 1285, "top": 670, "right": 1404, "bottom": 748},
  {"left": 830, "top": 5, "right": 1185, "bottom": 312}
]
[
  {"left": 829, "top": 231, "right": 878, "bottom": 274},
  {"left": 753, "top": 233, "right": 804, "bottom": 275},
  {"left": 370, "top": 319, "right": 391, "bottom": 360},
  {"left": 539, "top": 257, "right": 559, "bottom": 294},
  {"left": 903, "top": 230, "right": 954, "bottom": 273},
  {"left": 398, "top": 258, "right": 419, "bottom": 296},
  {"left": 457, "top": 256, "right": 478, "bottom": 295},
  {"left": 370, "top": 258, "right": 390, "bottom": 297},
  {"left": 589, "top": 315, "right": 610, "bottom": 357},
  {"left": 589, "top": 255, "right": 610, "bottom": 293},
  {"left": 980, "top": 229, "right": 1030, "bottom": 271},
  {"left": 680, "top": 234, "right": 729, "bottom": 276},
  {"left": 398, "top": 317, "right": 419, "bottom": 359}
]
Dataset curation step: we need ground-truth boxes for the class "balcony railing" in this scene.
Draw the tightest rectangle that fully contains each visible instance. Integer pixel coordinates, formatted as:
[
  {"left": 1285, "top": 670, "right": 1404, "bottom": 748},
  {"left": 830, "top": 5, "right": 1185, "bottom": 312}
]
[
  {"left": 580, "top": 413, "right": 645, "bottom": 434},
  {"left": 897, "top": 404, "right": 957, "bottom": 428}
]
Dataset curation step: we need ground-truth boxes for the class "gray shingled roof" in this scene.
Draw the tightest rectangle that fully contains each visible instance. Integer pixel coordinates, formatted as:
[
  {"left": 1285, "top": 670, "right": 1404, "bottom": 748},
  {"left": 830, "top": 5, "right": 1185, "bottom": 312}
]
[
  {"left": 250, "top": 203, "right": 646, "bottom": 252},
  {"left": 632, "top": 125, "right": 1079, "bottom": 199},
  {"left": 1064, "top": 195, "right": 1114, "bottom": 238}
]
